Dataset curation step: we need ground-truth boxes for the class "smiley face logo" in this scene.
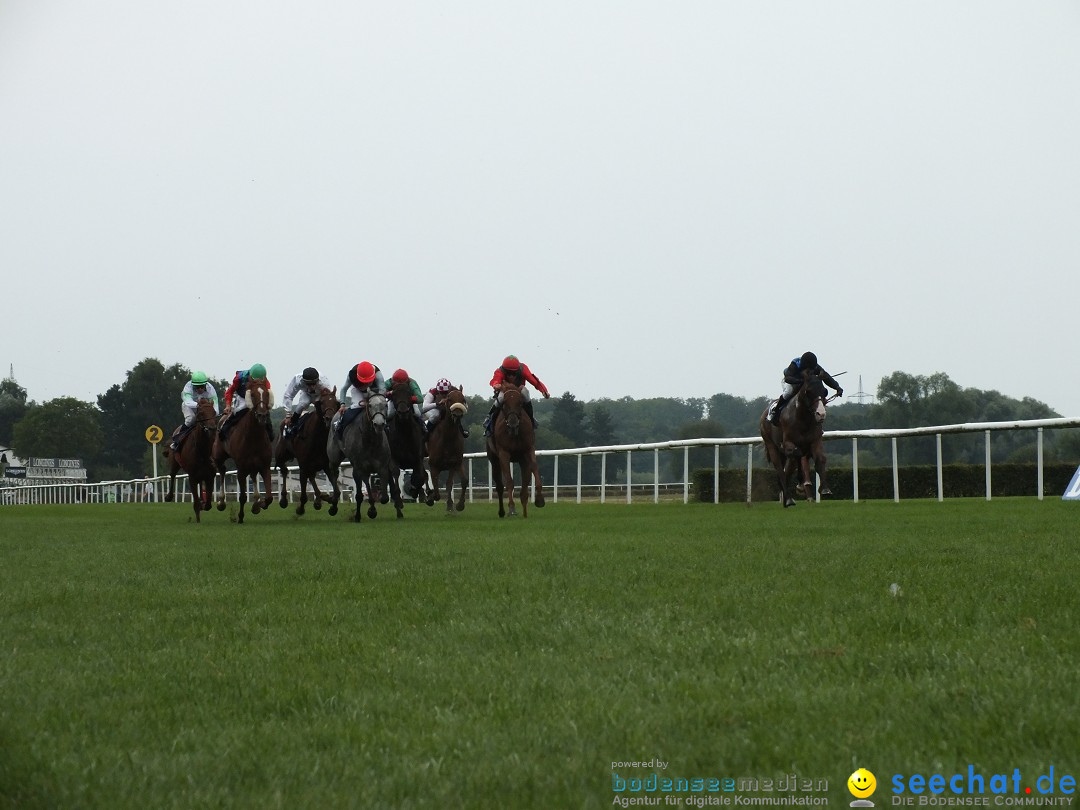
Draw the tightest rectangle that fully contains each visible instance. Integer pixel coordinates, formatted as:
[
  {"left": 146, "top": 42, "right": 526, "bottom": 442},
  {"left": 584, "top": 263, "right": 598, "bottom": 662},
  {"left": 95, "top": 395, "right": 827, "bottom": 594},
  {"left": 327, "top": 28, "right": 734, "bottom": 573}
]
[{"left": 848, "top": 768, "right": 877, "bottom": 799}]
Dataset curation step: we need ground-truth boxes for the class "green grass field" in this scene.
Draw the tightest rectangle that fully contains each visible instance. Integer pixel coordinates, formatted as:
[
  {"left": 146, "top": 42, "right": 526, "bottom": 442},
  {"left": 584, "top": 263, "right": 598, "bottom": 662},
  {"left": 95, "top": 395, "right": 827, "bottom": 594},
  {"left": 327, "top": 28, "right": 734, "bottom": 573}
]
[{"left": 1, "top": 498, "right": 1078, "bottom": 809}]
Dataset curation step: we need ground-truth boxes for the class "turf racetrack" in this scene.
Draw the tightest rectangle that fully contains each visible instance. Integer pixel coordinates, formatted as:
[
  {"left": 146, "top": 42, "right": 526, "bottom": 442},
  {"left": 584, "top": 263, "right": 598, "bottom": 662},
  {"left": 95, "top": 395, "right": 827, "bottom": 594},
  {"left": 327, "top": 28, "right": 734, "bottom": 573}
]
[{"left": 1, "top": 499, "right": 1077, "bottom": 808}]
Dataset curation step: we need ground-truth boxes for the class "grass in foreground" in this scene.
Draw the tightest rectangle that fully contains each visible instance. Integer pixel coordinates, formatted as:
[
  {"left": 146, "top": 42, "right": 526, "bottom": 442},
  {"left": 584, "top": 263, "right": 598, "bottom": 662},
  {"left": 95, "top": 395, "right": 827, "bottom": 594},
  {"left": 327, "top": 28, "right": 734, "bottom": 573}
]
[{"left": 1, "top": 498, "right": 1078, "bottom": 809}]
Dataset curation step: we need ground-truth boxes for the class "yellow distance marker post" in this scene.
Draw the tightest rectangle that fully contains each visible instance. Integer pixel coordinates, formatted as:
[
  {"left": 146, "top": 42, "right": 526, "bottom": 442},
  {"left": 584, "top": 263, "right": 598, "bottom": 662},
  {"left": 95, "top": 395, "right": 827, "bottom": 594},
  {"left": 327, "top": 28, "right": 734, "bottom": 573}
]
[{"left": 146, "top": 425, "right": 163, "bottom": 484}]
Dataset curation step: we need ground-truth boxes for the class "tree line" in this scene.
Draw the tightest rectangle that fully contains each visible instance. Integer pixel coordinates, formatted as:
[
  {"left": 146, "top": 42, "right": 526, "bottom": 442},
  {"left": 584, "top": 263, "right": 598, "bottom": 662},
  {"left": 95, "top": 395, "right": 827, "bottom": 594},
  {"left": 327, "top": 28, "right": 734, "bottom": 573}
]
[{"left": 0, "top": 360, "right": 1074, "bottom": 483}]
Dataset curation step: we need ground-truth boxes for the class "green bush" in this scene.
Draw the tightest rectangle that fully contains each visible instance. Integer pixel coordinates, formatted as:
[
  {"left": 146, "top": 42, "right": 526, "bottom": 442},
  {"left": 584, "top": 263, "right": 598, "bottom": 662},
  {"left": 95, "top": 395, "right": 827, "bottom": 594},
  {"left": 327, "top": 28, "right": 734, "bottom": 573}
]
[{"left": 692, "top": 462, "right": 1080, "bottom": 502}]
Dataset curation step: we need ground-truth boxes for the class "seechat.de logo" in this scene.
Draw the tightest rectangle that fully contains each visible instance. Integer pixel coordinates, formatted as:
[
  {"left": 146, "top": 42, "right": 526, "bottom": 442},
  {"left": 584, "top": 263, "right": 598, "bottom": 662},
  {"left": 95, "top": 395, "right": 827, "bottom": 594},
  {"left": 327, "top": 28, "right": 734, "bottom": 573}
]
[{"left": 849, "top": 768, "right": 878, "bottom": 808}]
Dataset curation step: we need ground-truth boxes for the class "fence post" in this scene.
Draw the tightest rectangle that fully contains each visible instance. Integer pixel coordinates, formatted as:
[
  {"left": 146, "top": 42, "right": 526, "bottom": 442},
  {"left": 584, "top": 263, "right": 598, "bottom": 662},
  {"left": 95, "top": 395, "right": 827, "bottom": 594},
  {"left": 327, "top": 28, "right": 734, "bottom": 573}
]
[
  {"left": 891, "top": 437, "right": 900, "bottom": 503},
  {"left": 985, "top": 430, "right": 992, "bottom": 501},
  {"left": 852, "top": 437, "right": 859, "bottom": 503},
  {"left": 936, "top": 433, "right": 943, "bottom": 502}
]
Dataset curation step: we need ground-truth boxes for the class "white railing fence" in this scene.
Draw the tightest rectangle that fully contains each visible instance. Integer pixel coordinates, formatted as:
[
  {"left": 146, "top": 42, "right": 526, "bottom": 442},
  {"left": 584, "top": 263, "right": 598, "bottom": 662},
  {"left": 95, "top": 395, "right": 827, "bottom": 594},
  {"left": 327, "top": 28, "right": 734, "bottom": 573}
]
[{"left": 3, "top": 417, "right": 1078, "bottom": 507}]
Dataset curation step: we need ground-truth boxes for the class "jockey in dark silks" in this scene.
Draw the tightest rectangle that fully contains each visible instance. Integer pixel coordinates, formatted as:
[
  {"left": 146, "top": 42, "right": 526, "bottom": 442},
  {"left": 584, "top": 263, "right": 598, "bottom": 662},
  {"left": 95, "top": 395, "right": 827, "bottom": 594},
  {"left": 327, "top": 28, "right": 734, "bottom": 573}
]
[
  {"left": 485, "top": 355, "right": 550, "bottom": 435},
  {"left": 767, "top": 351, "right": 843, "bottom": 425}
]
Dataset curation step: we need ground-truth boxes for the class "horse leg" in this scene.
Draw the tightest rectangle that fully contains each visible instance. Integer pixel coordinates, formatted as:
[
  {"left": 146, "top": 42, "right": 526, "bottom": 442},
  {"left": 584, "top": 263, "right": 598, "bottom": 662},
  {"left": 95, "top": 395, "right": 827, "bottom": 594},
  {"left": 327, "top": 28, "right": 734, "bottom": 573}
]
[
  {"left": 326, "top": 464, "right": 341, "bottom": 517},
  {"left": 214, "top": 468, "right": 228, "bottom": 511},
  {"left": 798, "top": 455, "right": 814, "bottom": 500},
  {"left": 812, "top": 441, "right": 831, "bottom": 496},
  {"left": 503, "top": 456, "right": 517, "bottom": 517},
  {"left": 531, "top": 458, "right": 545, "bottom": 509},
  {"left": 454, "top": 463, "right": 467, "bottom": 512},
  {"left": 517, "top": 462, "right": 529, "bottom": 519},
  {"left": 389, "top": 469, "right": 405, "bottom": 519},
  {"left": 236, "top": 472, "right": 248, "bottom": 524},
  {"left": 191, "top": 479, "right": 201, "bottom": 523},
  {"left": 781, "top": 455, "right": 798, "bottom": 508},
  {"left": 296, "top": 470, "right": 308, "bottom": 516}
]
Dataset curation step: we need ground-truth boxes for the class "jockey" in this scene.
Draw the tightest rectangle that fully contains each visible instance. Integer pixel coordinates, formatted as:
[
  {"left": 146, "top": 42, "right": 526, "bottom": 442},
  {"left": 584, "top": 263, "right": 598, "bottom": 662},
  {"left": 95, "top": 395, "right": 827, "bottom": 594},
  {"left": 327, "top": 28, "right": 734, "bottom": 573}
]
[
  {"left": 334, "top": 361, "right": 385, "bottom": 438},
  {"left": 767, "top": 351, "right": 843, "bottom": 425},
  {"left": 485, "top": 355, "right": 550, "bottom": 435},
  {"left": 387, "top": 368, "right": 428, "bottom": 434},
  {"left": 169, "top": 370, "right": 218, "bottom": 450},
  {"left": 340, "top": 361, "right": 386, "bottom": 412},
  {"left": 423, "top": 378, "right": 470, "bottom": 438},
  {"left": 281, "top": 367, "right": 332, "bottom": 436},
  {"left": 222, "top": 363, "right": 275, "bottom": 441}
]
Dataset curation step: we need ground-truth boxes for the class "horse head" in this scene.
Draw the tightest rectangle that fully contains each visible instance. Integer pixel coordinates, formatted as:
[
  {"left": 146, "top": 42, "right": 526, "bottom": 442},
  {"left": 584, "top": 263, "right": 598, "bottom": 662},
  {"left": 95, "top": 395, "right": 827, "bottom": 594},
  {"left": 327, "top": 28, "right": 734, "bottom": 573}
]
[
  {"left": 498, "top": 383, "right": 525, "bottom": 435},
  {"left": 315, "top": 385, "right": 341, "bottom": 427},
  {"left": 365, "top": 394, "right": 389, "bottom": 432},
  {"left": 244, "top": 378, "right": 274, "bottom": 424},
  {"left": 389, "top": 381, "right": 414, "bottom": 418},
  {"left": 800, "top": 371, "right": 829, "bottom": 424},
  {"left": 445, "top": 387, "right": 467, "bottom": 423},
  {"left": 195, "top": 399, "right": 217, "bottom": 434}
]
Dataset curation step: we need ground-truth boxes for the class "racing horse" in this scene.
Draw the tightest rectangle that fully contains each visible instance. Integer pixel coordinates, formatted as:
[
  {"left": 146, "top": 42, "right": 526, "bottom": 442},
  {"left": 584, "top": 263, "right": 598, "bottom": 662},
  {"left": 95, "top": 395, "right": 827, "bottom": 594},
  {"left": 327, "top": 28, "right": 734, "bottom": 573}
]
[
  {"left": 212, "top": 377, "right": 275, "bottom": 523},
  {"left": 386, "top": 380, "right": 430, "bottom": 504},
  {"left": 274, "top": 385, "right": 342, "bottom": 516},
  {"left": 327, "top": 393, "right": 404, "bottom": 522},
  {"left": 759, "top": 369, "right": 833, "bottom": 508},
  {"left": 163, "top": 398, "right": 217, "bottom": 522},
  {"left": 486, "top": 382, "right": 545, "bottom": 518},
  {"left": 425, "top": 386, "right": 468, "bottom": 514}
]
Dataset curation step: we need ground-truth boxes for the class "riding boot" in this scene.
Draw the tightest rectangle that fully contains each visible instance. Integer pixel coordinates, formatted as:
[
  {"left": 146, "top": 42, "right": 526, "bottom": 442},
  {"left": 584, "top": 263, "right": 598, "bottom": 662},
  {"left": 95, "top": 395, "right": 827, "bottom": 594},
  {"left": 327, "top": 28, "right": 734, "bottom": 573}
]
[
  {"left": 525, "top": 400, "right": 538, "bottom": 429},
  {"left": 768, "top": 397, "right": 787, "bottom": 425},
  {"left": 484, "top": 402, "right": 498, "bottom": 436}
]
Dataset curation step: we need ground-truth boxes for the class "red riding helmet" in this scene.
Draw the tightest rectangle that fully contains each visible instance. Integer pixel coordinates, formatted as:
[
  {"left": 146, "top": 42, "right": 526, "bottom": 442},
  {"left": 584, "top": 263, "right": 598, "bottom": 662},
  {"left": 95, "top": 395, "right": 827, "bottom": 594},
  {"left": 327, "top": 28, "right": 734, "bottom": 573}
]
[
  {"left": 501, "top": 355, "right": 520, "bottom": 372},
  {"left": 391, "top": 368, "right": 410, "bottom": 385},
  {"left": 355, "top": 361, "right": 376, "bottom": 384}
]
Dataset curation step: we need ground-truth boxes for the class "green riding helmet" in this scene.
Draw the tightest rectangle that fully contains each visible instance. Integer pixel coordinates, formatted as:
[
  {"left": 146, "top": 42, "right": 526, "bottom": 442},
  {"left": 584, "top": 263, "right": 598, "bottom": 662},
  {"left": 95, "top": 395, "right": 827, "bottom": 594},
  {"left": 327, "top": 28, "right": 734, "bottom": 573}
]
[
  {"left": 191, "top": 371, "right": 208, "bottom": 386},
  {"left": 249, "top": 363, "right": 267, "bottom": 381}
]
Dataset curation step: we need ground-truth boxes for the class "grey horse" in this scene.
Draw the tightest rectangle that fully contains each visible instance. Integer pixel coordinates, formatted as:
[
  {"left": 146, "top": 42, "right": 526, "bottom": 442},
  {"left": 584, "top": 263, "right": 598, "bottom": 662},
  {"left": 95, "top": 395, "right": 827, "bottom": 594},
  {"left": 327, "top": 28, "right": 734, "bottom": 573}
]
[{"left": 327, "top": 394, "right": 404, "bottom": 521}]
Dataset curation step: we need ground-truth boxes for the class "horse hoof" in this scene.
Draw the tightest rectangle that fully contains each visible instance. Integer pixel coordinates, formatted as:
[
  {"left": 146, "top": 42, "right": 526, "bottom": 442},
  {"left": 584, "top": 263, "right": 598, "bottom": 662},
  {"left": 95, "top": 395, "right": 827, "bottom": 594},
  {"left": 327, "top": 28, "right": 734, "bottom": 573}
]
[
  {"left": 216, "top": 502, "right": 226, "bottom": 512},
  {"left": 367, "top": 507, "right": 378, "bottom": 519},
  {"left": 535, "top": 498, "right": 546, "bottom": 508},
  {"left": 278, "top": 497, "right": 288, "bottom": 509},
  {"left": 164, "top": 494, "right": 174, "bottom": 503},
  {"left": 329, "top": 506, "right": 338, "bottom": 517},
  {"left": 819, "top": 487, "right": 833, "bottom": 496},
  {"left": 296, "top": 506, "right": 305, "bottom": 516},
  {"left": 456, "top": 503, "right": 465, "bottom": 512},
  {"left": 784, "top": 499, "right": 796, "bottom": 508}
]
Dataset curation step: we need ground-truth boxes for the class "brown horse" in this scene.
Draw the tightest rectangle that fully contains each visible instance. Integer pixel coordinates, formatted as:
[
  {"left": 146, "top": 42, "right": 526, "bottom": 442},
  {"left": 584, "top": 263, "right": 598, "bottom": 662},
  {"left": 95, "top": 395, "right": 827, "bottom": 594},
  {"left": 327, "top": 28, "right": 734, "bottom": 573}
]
[
  {"left": 485, "top": 382, "right": 545, "bottom": 518},
  {"left": 386, "top": 380, "right": 430, "bottom": 503},
  {"left": 425, "top": 386, "right": 468, "bottom": 514},
  {"left": 163, "top": 398, "right": 217, "bottom": 522},
  {"left": 213, "top": 377, "right": 275, "bottom": 524},
  {"left": 759, "top": 370, "right": 833, "bottom": 508},
  {"left": 274, "top": 385, "right": 342, "bottom": 516},
  {"left": 327, "top": 393, "right": 404, "bottom": 522}
]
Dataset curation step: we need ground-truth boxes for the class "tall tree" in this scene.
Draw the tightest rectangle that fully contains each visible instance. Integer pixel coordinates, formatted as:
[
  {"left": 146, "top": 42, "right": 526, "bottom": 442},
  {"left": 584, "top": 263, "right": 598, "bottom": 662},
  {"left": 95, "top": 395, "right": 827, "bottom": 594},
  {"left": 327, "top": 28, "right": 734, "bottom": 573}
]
[
  {"left": 551, "top": 392, "right": 589, "bottom": 447},
  {"left": 0, "top": 376, "right": 30, "bottom": 447},
  {"left": 97, "top": 358, "right": 193, "bottom": 476},
  {"left": 12, "top": 397, "right": 103, "bottom": 465}
]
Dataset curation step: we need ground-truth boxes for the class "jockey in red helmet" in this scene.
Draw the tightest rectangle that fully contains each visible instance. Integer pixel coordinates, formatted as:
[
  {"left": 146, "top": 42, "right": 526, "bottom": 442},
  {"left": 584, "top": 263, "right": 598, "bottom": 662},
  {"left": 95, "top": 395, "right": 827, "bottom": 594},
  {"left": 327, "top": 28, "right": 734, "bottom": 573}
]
[
  {"left": 485, "top": 355, "right": 550, "bottom": 435},
  {"left": 767, "top": 351, "right": 843, "bottom": 425}
]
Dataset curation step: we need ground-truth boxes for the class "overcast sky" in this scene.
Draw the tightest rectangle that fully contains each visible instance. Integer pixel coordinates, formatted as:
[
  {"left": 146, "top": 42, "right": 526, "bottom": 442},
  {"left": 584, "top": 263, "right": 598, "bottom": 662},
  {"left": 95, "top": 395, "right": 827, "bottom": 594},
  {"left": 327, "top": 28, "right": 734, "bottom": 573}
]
[{"left": 2, "top": 2, "right": 1077, "bottom": 417}]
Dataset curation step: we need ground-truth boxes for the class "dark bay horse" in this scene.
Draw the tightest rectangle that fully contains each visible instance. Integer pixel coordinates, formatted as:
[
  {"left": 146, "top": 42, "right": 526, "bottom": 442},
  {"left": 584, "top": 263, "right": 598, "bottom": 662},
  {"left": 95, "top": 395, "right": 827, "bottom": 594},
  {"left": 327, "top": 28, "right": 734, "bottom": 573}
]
[
  {"left": 485, "top": 382, "right": 545, "bottom": 518},
  {"left": 163, "top": 398, "right": 217, "bottom": 522},
  {"left": 387, "top": 380, "right": 430, "bottom": 503},
  {"left": 213, "top": 377, "right": 275, "bottom": 524},
  {"left": 327, "top": 394, "right": 404, "bottom": 522},
  {"left": 275, "top": 385, "right": 342, "bottom": 516},
  {"left": 759, "top": 370, "right": 833, "bottom": 508},
  {"left": 425, "top": 386, "right": 468, "bottom": 514}
]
